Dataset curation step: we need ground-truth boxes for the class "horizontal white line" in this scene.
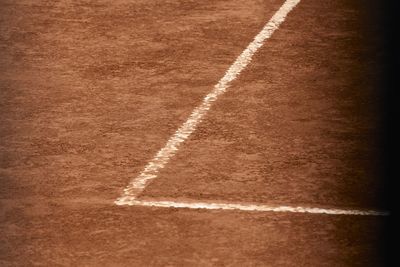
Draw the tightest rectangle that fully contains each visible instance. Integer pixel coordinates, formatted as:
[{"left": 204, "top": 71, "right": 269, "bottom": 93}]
[{"left": 115, "top": 197, "right": 389, "bottom": 216}]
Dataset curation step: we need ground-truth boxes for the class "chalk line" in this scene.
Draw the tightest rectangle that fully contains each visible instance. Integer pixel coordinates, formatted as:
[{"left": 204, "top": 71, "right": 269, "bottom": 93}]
[
  {"left": 115, "top": 197, "right": 389, "bottom": 216},
  {"left": 116, "top": 0, "right": 302, "bottom": 201},
  {"left": 114, "top": 0, "right": 389, "bottom": 217}
]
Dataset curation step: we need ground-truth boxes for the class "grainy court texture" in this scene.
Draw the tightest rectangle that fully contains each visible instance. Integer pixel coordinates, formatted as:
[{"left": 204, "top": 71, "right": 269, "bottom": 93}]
[{"left": 0, "top": 0, "right": 390, "bottom": 266}]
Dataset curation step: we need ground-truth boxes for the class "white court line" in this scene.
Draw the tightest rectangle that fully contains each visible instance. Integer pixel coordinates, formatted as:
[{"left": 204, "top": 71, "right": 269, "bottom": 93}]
[
  {"left": 115, "top": 198, "right": 389, "bottom": 216},
  {"left": 117, "top": 0, "right": 302, "bottom": 201},
  {"left": 115, "top": 0, "right": 388, "bottom": 217}
]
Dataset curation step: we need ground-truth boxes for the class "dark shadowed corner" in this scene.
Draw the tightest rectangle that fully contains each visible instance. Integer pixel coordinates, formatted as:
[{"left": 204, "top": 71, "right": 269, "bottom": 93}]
[{"left": 380, "top": 0, "right": 398, "bottom": 265}]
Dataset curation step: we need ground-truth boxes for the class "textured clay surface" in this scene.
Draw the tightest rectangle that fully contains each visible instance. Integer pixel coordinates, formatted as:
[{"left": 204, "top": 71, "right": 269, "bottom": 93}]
[{"left": 1, "top": 0, "right": 387, "bottom": 266}]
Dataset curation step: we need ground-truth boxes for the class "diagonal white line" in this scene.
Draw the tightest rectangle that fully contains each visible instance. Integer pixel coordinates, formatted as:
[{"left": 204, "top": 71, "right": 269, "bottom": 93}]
[
  {"left": 116, "top": 0, "right": 302, "bottom": 201},
  {"left": 115, "top": 197, "right": 389, "bottom": 216}
]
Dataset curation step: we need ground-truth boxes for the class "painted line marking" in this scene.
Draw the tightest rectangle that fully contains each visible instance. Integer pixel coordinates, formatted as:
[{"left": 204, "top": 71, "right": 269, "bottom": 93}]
[
  {"left": 115, "top": 197, "right": 389, "bottom": 216},
  {"left": 114, "top": 0, "right": 388, "bottom": 217},
  {"left": 117, "top": 0, "right": 302, "bottom": 201}
]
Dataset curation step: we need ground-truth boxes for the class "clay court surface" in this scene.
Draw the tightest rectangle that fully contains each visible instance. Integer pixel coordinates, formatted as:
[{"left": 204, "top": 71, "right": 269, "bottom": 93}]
[{"left": 0, "top": 0, "right": 390, "bottom": 266}]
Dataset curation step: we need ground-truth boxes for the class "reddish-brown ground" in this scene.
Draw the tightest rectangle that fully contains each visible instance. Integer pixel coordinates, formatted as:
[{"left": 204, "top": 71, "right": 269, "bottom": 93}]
[{"left": 0, "top": 0, "right": 388, "bottom": 266}]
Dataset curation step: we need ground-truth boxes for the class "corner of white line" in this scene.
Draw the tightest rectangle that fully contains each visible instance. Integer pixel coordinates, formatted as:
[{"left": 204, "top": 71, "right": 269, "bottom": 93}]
[{"left": 115, "top": 196, "right": 137, "bottom": 206}]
